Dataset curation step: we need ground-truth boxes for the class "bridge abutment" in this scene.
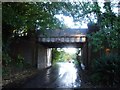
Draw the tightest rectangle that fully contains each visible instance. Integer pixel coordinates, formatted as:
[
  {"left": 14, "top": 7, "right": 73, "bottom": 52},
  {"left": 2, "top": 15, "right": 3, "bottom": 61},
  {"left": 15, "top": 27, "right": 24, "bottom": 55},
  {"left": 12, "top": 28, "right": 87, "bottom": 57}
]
[{"left": 37, "top": 44, "right": 52, "bottom": 70}]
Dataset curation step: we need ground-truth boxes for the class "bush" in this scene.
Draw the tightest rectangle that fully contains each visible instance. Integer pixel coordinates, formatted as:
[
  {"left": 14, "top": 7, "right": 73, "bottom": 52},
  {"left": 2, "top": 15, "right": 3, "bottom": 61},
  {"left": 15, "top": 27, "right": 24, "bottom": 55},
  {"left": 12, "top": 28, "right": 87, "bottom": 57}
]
[
  {"left": 90, "top": 54, "right": 120, "bottom": 87},
  {"left": 15, "top": 54, "right": 24, "bottom": 68},
  {"left": 2, "top": 51, "right": 25, "bottom": 76},
  {"left": 2, "top": 51, "right": 12, "bottom": 66}
]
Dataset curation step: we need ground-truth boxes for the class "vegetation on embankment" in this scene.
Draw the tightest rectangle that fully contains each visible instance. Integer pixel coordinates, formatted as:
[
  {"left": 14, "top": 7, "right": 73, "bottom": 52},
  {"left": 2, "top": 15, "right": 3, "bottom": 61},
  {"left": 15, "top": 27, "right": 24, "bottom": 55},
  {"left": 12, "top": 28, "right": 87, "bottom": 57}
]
[
  {"left": 2, "top": 68, "right": 38, "bottom": 88},
  {"left": 90, "top": 53, "right": 120, "bottom": 87}
]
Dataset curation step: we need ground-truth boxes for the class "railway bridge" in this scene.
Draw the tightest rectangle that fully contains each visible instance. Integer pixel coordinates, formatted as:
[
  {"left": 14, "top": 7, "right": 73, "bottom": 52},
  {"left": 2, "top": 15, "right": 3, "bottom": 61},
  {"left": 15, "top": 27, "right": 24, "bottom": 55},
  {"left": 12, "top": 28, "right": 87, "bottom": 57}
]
[{"left": 36, "top": 28, "right": 90, "bottom": 70}]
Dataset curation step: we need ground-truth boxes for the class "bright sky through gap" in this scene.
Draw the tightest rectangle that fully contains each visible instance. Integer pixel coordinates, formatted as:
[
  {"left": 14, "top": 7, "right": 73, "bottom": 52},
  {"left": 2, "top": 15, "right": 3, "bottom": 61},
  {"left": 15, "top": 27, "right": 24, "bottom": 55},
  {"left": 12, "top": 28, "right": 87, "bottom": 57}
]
[
  {"left": 63, "top": 48, "right": 77, "bottom": 54},
  {"left": 55, "top": 1, "right": 119, "bottom": 29},
  {"left": 55, "top": 14, "right": 88, "bottom": 28}
]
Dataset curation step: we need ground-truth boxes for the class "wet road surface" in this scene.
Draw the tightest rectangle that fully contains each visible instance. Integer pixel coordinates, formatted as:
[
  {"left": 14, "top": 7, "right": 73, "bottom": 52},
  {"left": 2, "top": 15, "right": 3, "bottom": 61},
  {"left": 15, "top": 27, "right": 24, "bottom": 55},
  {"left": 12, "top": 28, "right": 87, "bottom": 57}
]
[{"left": 22, "top": 62, "right": 81, "bottom": 88}]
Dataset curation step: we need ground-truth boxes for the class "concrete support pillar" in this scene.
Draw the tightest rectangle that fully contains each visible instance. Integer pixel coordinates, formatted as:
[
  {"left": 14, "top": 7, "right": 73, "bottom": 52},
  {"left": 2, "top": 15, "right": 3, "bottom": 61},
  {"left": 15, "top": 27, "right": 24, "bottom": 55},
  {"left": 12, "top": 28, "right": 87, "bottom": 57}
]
[
  {"left": 46, "top": 48, "right": 52, "bottom": 67},
  {"left": 37, "top": 45, "right": 47, "bottom": 69},
  {"left": 37, "top": 45, "right": 52, "bottom": 70}
]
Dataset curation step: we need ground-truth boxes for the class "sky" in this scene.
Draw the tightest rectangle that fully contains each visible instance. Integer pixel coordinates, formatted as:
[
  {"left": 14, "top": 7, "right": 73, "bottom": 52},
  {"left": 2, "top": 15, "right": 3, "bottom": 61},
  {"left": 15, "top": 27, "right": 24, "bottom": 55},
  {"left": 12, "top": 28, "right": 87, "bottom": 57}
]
[
  {"left": 55, "top": 1, "right": 119, "bottom": 29},
  {"left": 55, "top": 15, "right": 88, "bottom": 28}
]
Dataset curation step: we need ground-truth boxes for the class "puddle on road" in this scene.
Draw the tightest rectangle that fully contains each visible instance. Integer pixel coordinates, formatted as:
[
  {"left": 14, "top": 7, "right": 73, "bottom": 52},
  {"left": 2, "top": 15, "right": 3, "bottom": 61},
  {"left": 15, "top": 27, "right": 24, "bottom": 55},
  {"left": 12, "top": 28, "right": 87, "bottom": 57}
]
[
  {"left": 22, "top": 62, "right": 81, "bottom": 88},
  {"left": 56, "top": 62, "right": 81, "bottom": 88}
]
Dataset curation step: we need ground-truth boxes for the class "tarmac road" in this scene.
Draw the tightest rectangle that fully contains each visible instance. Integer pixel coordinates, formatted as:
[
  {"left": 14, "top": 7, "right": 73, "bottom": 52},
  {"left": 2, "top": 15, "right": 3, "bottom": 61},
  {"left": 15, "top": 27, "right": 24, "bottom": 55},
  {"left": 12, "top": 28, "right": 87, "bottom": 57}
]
[{"left": 22, "top": 62, "right": 81, "bottom": 88}]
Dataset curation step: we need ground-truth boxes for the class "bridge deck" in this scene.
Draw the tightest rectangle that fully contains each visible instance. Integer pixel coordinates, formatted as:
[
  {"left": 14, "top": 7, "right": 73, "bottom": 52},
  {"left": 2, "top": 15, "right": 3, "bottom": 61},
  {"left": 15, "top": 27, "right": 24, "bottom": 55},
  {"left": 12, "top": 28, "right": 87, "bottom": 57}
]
[
  {"left": 37, "top": 28, "right": 88, "bottom": 48},
  {"left": 38, "top": 35, "right": 86, "bottom": 43}
]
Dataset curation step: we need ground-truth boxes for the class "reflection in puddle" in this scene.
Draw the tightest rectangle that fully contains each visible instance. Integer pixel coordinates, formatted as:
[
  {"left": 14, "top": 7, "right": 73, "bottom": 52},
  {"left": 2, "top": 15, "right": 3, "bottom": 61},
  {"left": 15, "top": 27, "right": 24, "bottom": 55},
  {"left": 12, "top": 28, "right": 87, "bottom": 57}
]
[
  {"left": 45, "top": 69, "right": 51, "bottom": 83},
  {"left": 46, "top": 69, "right": 51, "bottom": 75},
  {"left": 57, "top": 62, "right": 81, "bottom": 88}
]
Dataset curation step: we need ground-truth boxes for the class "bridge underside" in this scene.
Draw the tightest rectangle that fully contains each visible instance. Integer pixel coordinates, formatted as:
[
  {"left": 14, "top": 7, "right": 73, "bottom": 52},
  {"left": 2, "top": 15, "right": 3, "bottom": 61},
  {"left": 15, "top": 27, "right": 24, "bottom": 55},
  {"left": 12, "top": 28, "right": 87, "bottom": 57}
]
[{"left": 39, "top": 42, "right": 85, "bottom": 48}]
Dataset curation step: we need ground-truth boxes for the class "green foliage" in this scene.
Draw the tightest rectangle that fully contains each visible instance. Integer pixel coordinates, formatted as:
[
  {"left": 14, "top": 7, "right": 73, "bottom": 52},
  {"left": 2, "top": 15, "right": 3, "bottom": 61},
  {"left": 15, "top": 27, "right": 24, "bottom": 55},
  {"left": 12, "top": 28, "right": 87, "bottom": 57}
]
[
  {"left": 87, "top": 2, "right": 120, "bottom": 52},
  {"left": 2, "top": 51, "right": 12, "bottom": 76},
  {"left": 2, "top": 2, "right": 71, "bottom": 38},
  {"left": 90, "top": 73, "right": 103, "bottom": 85},
  {"left": 91, "top": 54, "right": 120, "bottom": 86},
  {"left": 52, "top": 48, "right": 61, "bottom": 64},
  {"left": 2, "top": 51, "right": 12, "bottom": 67},
  {"left": 15, "top": 54, "right": 24, "bottom": 68},
  {"left": 52, "top": 48, "right": 76, "bottom": 64},
  {"left": 2, "top": 67, "right": 10, "bottom": 76},
  {"left": 2, "top": 48, "right": 27, "bottom": 76},
  {"left": 87, "top": 30, "right": 106, "bottom": 52},
  {"left": 52, "top": 48, "right": 67, "bottom": 64}
]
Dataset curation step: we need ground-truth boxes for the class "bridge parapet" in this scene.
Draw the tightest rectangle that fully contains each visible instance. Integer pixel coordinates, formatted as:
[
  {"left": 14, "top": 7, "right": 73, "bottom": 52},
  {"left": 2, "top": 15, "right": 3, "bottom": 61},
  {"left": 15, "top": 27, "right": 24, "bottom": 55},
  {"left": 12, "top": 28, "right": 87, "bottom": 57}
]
[{"left": 38, "top": 35, "right": 86, "bottom": 43}]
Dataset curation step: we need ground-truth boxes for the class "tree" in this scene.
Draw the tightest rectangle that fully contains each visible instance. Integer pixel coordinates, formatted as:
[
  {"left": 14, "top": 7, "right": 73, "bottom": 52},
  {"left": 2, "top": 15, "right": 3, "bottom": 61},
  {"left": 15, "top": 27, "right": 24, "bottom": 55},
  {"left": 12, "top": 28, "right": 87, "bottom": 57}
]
[
  {"left": 62, "top": 1, "right": 120, "bottom": 53},
  {"left": 2, "top": 2, "right": 71, "bottom": 73},
  {"left": 2, "top": 2, "right": 71, "bottom": 58},
  {"left": 2, "top": 2, "right": 65, "bottom": 38},
  {"left": 88, "top": 1, "right": 120, "bottom": 53}
]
